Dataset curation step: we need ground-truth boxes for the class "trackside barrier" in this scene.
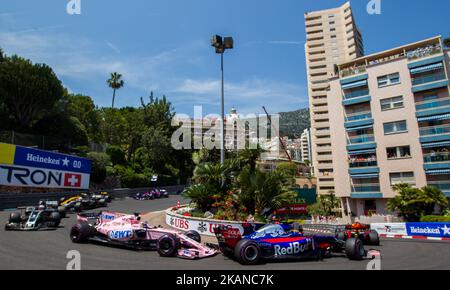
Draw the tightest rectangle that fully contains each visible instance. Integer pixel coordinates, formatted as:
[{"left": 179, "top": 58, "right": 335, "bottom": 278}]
[
  {"left": 0, "top": 185, "right": 186, "bottom": 210},
  {"left": 371, "top": 222, "right": 450, "bottom": 241},
  {"left": 301, "top": 224, "right": 345, "bottom": 235},
  {"left": 165, "top": 207, "right": 265, "bottom": 237}
]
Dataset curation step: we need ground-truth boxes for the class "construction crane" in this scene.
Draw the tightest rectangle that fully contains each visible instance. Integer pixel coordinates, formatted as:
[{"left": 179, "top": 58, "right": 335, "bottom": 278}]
[{"left": 262, "top": 106, "right": 292, "bottom": 163}]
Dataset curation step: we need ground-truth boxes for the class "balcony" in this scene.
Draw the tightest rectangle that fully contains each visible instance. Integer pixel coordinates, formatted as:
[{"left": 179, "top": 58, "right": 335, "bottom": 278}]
[
  {"left": 343, "top": 89, "right": 370, "bottom": 100},
  {"left": 412, "top": 72, "right": 447, "bottom": 86},
  {"left": 411, "top": 72, "right": 448, "bottom": 93},
  {"left": 406, "top": 44, "right": 442, "bottom": 62},
  {"left": 427, "top": 182, "right": 450, "bottom": 196},
  {"left": 351, "top": 184, "right": 381, "bottom": 193},
  {"left": 420, "top": 124, "right": 450, "bottom": 136},
  {"left": 349, "top": 160, "right": 378, "bottom": 168},
  {"left": 424, "top": 152, "right": 450, "bottom": 164},
  {"left": 340, "top": 66, "right": 367, "bottom": 78},
  {"left": 416, "top": 99, "right": 450, "bottom": 112},
  {"left": 348, "top": 135, "right": 375, "bottom": 145},
  {"left": 346, "top": 112, "right": 372, "bottom": 122}
]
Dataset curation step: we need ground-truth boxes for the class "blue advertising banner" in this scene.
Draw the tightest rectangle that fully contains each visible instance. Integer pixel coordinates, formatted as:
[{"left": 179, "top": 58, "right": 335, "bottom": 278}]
[
  {"left": 406, "top": 223, "right": 450, "bottom": 238},
  {"left": 13, "top": 145, "right": 91, "bottom": 174}
]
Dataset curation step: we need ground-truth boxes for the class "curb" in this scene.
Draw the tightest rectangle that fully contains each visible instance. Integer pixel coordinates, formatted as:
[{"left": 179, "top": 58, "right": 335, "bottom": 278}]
[{"left": 380, "top": 234, "right": 450, "bottom": 241}]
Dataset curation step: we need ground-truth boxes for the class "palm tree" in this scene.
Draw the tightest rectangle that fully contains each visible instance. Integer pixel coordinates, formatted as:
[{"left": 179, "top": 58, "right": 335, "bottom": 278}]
[
  {"left": 107, "top": 72, "right": 124, "bottom": 109},
  {"left": 444, "top": 38, "right": 450, "bottom": 49},
  {"left": 0, "top": 48, "right": 4, "bottom": 62}
]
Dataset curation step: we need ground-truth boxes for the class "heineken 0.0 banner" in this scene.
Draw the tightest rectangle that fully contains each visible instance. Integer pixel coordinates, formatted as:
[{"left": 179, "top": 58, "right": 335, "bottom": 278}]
[{"left": 0, "top": 143, "right": 91, "bottom": 189}]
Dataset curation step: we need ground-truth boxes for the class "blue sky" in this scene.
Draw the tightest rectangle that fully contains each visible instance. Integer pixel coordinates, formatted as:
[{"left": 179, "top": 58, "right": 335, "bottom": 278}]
[{"left": 1, "top": 0, "right": 449, "bottom": 116}]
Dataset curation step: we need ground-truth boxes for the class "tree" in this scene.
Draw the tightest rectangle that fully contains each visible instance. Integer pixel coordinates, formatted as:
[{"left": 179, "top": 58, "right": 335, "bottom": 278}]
[
  {"left": 140, "top": 127, "right": 172, "bottom": 173},
  {"left": 183, "top": 184, "right": 213, "bottom": 212},
  {"left": 67, "top": 94, "right": 103, "bottom": 142},
  {"left": 444, "top": 38, "right": 450, "bottom": 48},
  {"left": 307, "top": 192, "right": 341, "bottom": 218},
  {"left": 106, "top": 145, "right": 127, "bottom": 165},
  {"left": 107, "top": 72, "right": 124, "bottom": 109},
  {"left": 33, "top": 114, "right": 89, "bottom": 147},
  {"left": 238, "top": 167, "right": 296, "bottom": 216},
  {"left": 237, "top": 145, "right": 265, "bottom": 172},
  {"left": 0, "top": 48, "right": 4, "bottom": 62},
  {"left": 0, "top": 55, "right": 65, "bottom": 129},
  {"left": 87, "top": 152, "right": 111, "bottom": 184},
  {"left": 388, "top": 184, "right": 448, "bottom": 222}
]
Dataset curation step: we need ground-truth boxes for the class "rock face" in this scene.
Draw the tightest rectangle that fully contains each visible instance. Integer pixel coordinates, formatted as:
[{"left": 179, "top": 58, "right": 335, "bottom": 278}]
[{"left": 279, "top": 108, "right": 310, "bottom": 139}]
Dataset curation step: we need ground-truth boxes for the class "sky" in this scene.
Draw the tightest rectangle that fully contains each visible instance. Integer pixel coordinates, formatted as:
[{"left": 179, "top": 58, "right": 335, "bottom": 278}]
[{"left": 1, "top": 0, "right": 450, "bottom": 117}]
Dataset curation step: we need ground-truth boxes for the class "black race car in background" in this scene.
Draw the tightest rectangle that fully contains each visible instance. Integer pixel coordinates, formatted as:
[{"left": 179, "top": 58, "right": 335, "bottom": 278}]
[
  {"left": 5, "top": 206, "right": 61, "bottom": 231},
  {"left": 59, "top": 193, "right": 108, "bottom": 213}
]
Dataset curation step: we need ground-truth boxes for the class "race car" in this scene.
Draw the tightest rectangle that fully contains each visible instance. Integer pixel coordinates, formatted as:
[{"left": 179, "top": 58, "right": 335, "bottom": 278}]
[
  {"left": 69, "top": 211, "right": 217, "bottom": 259},
  {"left": 134, "top": 192, "right": 154, "bottom": 200},
  {"left": 60, "top": 193, "right": 107, "bottom": 212},
  {"left": 335, "top": 223, "right": 380, "bottom": 246},
  {"left": 5, "top": 206, "right": 61, "bottom": 231},
  {"left": 97, "top": 191, "right": 112, "bottom": 203},
  {"left": 160, "top": 189, "right": 170, "bottom": 198},
  {"left": 213, "top": 223, "right": 380, "bottom": 265},
  {"left": 39, "top": 200, "right": 67, "bottom": 218}
]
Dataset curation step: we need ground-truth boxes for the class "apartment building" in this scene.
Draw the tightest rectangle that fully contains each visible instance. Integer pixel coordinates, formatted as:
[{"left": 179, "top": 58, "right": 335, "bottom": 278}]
[
  {"left": 328, "top": 36, "right": 450, "bottom": 216},
  {"left": 300, "top": 128, "right": 312, "bottom": 163},
  {"left": 304, "top": 1, "right": 364, "bottom": 195}
]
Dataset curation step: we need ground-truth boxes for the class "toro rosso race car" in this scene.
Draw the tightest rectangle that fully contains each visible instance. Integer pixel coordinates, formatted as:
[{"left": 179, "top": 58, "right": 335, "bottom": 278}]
[
  {"left": 5, "top": 206, "right": 61, "bottom": 231},
  {"left": 214, "top": 223, "right": 380, "bottom": 265},
  {"left": 70, "top": 211, "right": 217, "bottom": 259},
  {"left": 335, "top": 223, "right": 380, "bottom": 246}
]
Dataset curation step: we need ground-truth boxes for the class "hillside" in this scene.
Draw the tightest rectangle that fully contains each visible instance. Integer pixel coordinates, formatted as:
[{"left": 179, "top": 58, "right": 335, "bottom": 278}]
[{"left": 279, "top": 108, "right": 311, "bottom": 139}]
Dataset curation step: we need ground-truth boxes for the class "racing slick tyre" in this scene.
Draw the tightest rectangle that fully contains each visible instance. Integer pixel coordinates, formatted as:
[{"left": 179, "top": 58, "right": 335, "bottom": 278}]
[
  {"left": 70, "top": 223, "right": 93, "bottom": 243},
  {"left": 9, "top": 212, "right": 21, "bottom": 224},
  {"left": 367, "top": 230, "right": 380, "bottom": 246},
  {"left": 345, "top": 238, "right": 365, "bottom": 260},
  {"left": 234, "top": 239, "right": 261, "bottom": 265},
  {"left": 49, "top": 212, "right": 61, "bottom": 228},
  {"left": 57, "top": 206, "right": 67, "bottom": 218},
  {"left": 185, "top": 230, "right": 201, "bottom": 243},
  {"left": 157, "top": 234, "right": 181, "bottom": 257}
]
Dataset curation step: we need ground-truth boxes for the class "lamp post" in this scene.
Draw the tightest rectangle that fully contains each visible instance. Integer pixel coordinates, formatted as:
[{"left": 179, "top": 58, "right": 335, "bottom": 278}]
[{"left": 211, "top": 35, "right": 234, "bottom": 165}]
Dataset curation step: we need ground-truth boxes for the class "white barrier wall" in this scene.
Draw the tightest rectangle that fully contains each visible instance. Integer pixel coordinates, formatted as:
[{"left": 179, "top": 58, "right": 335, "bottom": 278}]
[
  {"left": 370, "top": 223, "right": 407, "bottom": 236},
  {"left": 165, "top": 209, "right": 264, "bottom": 237}
]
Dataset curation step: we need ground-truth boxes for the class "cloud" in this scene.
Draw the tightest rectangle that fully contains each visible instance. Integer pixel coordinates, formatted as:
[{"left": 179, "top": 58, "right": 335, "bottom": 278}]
[
  {"left": 172, "top": 78, "right": 308, "bottom": 115},
  {"left": 105, "top": 41, "right": 121, "bottom": 54}
]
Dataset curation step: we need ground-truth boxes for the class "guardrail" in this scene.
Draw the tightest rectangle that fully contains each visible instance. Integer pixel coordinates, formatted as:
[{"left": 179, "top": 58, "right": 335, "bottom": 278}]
[
  {"left": 0, "top": 185, "right": 186, "bottom": 210},
  {"left": 302, "top": 224, "right": 345, "bottom": 234}
]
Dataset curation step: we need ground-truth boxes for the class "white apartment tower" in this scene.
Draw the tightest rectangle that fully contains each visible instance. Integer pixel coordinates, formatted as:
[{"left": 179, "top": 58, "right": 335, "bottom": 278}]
[{"left": 304, "top": 1, "right": 364, "bottom": 195}]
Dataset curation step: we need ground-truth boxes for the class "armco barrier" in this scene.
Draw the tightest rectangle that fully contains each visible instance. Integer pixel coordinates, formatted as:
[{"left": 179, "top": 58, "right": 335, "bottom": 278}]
[
  {"left": 165, "top": 207, "right": 265, "bottom": 237},
  {"left": 0, "top": 185, "right": 185, "bottom": 210},
  {"left": 302, "top": 224, "right": 343, "bottom": 234}
]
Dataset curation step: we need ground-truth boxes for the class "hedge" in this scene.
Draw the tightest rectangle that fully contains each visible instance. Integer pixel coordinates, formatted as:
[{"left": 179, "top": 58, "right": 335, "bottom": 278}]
[{"left": 420, "top": 215, "right": 450, "bottom": 222}]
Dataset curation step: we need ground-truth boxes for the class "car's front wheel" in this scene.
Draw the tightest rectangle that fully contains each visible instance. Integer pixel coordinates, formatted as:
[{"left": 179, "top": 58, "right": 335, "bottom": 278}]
[
  {"left": 234, "top": 239, "right": 261, "bottom": 265},
  {"left": 70, "top": 223, "right": 93, "bottom": 243},
  {"left": 185, "top": 230, "right": 201, "bottom": 243},
  {"left": 157, "top": 234, "right": 181, "bottom": 257}
]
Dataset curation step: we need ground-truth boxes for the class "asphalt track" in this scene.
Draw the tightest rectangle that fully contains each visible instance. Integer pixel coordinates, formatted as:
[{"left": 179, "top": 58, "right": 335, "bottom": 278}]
[{"left": 1, "top": 197, "right": 450, "bottom": 270}]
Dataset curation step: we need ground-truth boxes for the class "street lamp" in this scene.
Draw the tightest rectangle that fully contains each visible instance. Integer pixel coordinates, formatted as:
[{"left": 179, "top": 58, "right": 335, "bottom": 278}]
[{"left": 211, "top": 35, "right": 234, "bottom": 165}]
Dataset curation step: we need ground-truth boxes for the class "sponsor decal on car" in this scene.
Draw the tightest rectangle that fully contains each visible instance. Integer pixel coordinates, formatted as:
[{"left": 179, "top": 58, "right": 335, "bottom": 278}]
[
  {"left": 109, "top": 229, "right": 133, "bottom": 239},
  {"left": 274, "top": 242, "right": 308, "bottom": 256}
]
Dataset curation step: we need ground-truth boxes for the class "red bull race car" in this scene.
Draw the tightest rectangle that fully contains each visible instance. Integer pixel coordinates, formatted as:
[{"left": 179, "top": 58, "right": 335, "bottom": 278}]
[
  {"left": 214, "top": 223, "right": 380, "bottom": 265},
  {"left": 335, "top": 223, "right": 380, "bottom": 246},
  {"left": 70, "top": 211, "right": 217, "bottom": 259}
]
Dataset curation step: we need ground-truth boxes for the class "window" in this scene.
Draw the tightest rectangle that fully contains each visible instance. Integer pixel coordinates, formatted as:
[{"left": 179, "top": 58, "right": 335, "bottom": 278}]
[
  {"left": 381, "top": 96, "right": 404, "bottom": 111},
  {"left": 328, "top": 14, "right": 335, "bottom": 18},
  {"left": 390, "top": 172, "right": 415, "bottom": 186},
  {"left": 329, "top": 21, "right": 335, "bottom": 25},
  {"left": 384, "top": 121, "right": 407, "bottom": 135},
  {"left": 387, "top": 146, "right": 411, "bottom": 159},
  {"left": 330, "top": 35, "right": 337, "bottom": 39},
  {"left": 330, "top": 28, "right": 336, "bottom": 32},
  {"left": 378, "top": 73, "right": 400, "bottom": 87}
]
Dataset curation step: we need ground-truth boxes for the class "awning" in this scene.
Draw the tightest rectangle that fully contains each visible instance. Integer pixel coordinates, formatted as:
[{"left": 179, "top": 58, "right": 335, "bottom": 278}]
[
  {"left": 346, "top": 124, "right": 373, "bottom": 132},
  {"left": 422, "top": 141, "right": 450, "bottom": 148},
  {"left": 350, "top": 173, "right": 379, "bottom": 179},
  {"left": 418, "top": 114, "right": 450, "bottom": 122},
  {"left": 348, "top": 149, "right": 376, "bottom": 155},
  {"left": 426, "top": 169, "right": 450, "bottom": 175},
  {"left": 341, "top": 80, "right": 368, "bottom": 90},
  {"left": 410, "top": 62, "right": 443, "bottom": 75}
]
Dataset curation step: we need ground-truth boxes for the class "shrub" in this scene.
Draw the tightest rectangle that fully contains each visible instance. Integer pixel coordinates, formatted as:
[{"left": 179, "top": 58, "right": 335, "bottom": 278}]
[
  {"left": 106, "top": 145, "right": 127, "bottom": 165},
  {"left": 420, "top": 216, "right": 450, "bottom": 222}
]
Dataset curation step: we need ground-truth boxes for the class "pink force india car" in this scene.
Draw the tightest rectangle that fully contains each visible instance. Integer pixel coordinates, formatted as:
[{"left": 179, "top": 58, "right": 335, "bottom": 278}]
[{"left": 70, "top": 211, "right": 217, "bottom": 259}]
